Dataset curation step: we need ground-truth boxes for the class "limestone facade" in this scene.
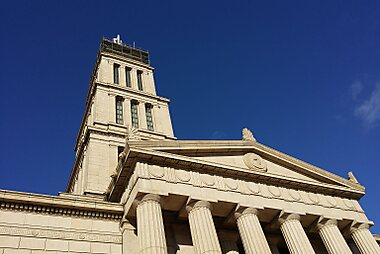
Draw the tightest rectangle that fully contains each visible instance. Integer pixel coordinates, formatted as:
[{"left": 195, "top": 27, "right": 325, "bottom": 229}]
[{"left": 1, "top": 37, "right": 379, "bottom": 253}]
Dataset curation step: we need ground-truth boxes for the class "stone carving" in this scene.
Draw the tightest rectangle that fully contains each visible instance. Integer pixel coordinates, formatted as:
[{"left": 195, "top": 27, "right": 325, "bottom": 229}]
[
  {"left": 175, "top": 170, "right": 191, "bottom": 182},
  {"left": 308, "top": 193, "right": 320, "bottom": 205},
  {"left": 0, "top": 224, "right": 122, "bottom": 243},
  {"left": 348, "top": 171, "right": 360, "bottom": 184},
  {"left": 268, "top": 186, "right": 282, "bottom": 197},
  {"left": 148, "top": 165, "right": 165, "bottom": 178},
  {"left": 242, "top": 128, "right": 256, "bottom": 142},
  {"left": 0, "top": 201, "right": 122, "bottom": 220},
  {"left": 243, "top": 153, "right": 267, "bottom": 172},
  {"left": 224, "top": 178, "right": 238, "bottom": 190},
  {"left": 126, "top": 126, "right": 140, "bottom": 141},
  {"left": 132, "top": 163, "right": 363, "bottom": 213},
  {"left": 247, "top": 182, "right": 260, "bottom": 194},
  {"left": 288, "top": 189, "right": 301, "bottom": 201}
]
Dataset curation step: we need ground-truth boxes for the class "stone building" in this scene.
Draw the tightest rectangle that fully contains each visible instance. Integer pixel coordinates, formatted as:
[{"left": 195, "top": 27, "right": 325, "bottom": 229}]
[{"left": 1, "top": 36, "right": 379, "bottom": 254}]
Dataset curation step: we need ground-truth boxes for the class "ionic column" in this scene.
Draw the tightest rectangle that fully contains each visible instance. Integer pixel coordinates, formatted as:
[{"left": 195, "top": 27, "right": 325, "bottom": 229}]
[
  {"left": 279, "top": 213, "right": 315, "bottom": 254},
  {"left": 235, "top": 207, "right": 271, "bottom": 254},
  {"left": 218, "top": 230, "right": 239, "bottom": 254},
  {"left": 187, "top": 200, "right": 222, "bottom": 254},
  {"left": 136, "top": 194, "right": 167, "bottom": 254},
  {"left": 317, "top": 219, "right": 352, "bottom": 254},
  {"left": 350, "top": 223, "right": 380, "bottom": 254}
]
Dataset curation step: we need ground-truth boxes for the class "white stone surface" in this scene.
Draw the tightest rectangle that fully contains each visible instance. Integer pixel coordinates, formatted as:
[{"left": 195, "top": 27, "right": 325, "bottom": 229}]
[
  {"left": 136, "top": 194, "right": 167, "bottom": 254},
  {"left": 187, "top": 201, "right": 222, "bottom": 254},
  {"left": 351, "top": 224, "right": 380, "bottom": 254},
  {"left": 235, "top": 208, "right": 271, "bottom": 254},
  {"left": 279, "top": 214, "right": 316, "bottom": 254},
  {"left": 317, "top": 219, "right": 352, "bottom": 254}
]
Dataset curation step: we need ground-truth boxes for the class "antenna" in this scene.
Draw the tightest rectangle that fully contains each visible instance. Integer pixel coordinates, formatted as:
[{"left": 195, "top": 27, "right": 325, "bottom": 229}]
[{"left": 113, "top": 34, "right": 122, "bottom": 44}]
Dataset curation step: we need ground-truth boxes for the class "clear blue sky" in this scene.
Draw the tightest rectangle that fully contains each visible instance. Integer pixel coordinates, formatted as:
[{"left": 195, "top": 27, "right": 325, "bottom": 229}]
[{"left": 1, "top": 1, "right": 379, "bottom": 233}]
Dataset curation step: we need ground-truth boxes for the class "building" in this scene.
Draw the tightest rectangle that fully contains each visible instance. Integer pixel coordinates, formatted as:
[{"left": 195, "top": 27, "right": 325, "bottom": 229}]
[{"left": 1, "top": 36, "right": 379, "bottom": 254}]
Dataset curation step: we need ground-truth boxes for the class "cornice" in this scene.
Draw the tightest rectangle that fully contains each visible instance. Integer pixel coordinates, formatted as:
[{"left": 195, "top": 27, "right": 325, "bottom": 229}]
[
  {"left": 96, "top": 82, "right": 170, "bottom": 103},
  {"left": 108, "top": 145, "right": 365, "bottom": 202},
  {"left": 0, "top": 190, "right": 123, "bottom": 220},
  {"left": 125, "top": 140, "right": 364, "bottom": 192}
]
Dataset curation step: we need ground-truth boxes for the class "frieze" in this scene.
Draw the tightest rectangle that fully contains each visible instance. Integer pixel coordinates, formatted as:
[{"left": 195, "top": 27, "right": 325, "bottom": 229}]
[
  {"left": 0, "top": 224, "right": 122, "bottom": 243},
  {"left": 134, "top": 162, "right": 364, "bottom": 213},
  {"left": 0, "top": 202, "right": 122, "bottom": 221}
]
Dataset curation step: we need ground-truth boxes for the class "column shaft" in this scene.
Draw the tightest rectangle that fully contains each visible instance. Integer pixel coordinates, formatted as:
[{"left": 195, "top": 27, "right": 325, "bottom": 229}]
[
  {"left": 137, "top": 194, "right": 167, "bottom": 254},
  {"left": 279, "top": 214, "right": 315, "bottom": 254},
  {"left": 235, "top": 208, "right": 271, "bottom": 254},
  {"left": 220, "top": 240, "right": 239, "bottom": 254},
  {"left": 318, "top": 220, "right": 352, "bottom": 254},
  {"left": 351, "top": 225, "right": 380, "bottom": 254},
  {"left": 187, "top": 201, "right": 222, "bottom": 254}
]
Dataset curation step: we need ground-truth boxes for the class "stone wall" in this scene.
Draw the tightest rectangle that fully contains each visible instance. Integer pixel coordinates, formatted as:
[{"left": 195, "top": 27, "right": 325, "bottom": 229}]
[{"left": 0, "top": 209, "right": 121, "bottom": 254}]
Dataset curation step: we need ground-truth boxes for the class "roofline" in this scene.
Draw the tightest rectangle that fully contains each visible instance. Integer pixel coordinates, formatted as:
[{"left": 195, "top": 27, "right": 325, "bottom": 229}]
[{"left": 107, "top": 144, "right": 365, "bottom": 201}]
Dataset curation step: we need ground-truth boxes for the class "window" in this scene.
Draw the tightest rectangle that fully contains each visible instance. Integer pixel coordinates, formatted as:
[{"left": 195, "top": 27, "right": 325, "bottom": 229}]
[
  {"left": 137, "top": 70, "right": 143, "bottom": 91},
  {"left": 113, "top": 63, "right": 120, "bottom": 84},
  {"left": 145, "top": 104, "right": 154, "bottom": 131},
  {"left": 131, "top": 100, "right": 139, "bottom": 128},
  {"left": 116, "top": 97, "right": 123, "bottom": 124},
  {"left": 125, "top": 67, "right": 131, "bottom": 87}
]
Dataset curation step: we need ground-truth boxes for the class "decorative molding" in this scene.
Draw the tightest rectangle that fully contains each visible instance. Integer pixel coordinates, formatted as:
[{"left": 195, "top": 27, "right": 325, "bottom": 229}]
[
  {"left": 0, "top": 224, "right": 122, "bottom": 243},
  {"left": 132, "top": 163, "right": 364, "bottom": 214},
  {"left": 0, "top": 201, "right": 123, "bottom": 221}
]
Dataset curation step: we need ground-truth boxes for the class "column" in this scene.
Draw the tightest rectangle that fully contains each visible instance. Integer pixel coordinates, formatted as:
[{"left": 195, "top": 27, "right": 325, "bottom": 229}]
[
  {"left": 235, "top": 208, "right": 271, "bottom": 254},
  {"left": 186, "top": 200, "right": 222, "bottom": 254},
  {"left": 136, "top": 194, "right": 167, "bottom": 254},
  {"left": 218, "top": 230, "right": 239, "bottom": 254},
  {"left": 317, "top": 219, "right": 352, "bottom": 254},
  {"left": 279, "top": 213, "right": 315, "bottom": 254},
  {"left": 121, "top": 219, "right": 138, "bottom": 254},
  {"left": 350, "top": 223, "right": 380, "bottom": 254}
]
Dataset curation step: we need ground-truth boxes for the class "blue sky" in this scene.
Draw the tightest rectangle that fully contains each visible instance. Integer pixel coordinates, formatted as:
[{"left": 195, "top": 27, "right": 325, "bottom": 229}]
[{"left": 1, "top": 1, "right": 380, "bottom": 233}]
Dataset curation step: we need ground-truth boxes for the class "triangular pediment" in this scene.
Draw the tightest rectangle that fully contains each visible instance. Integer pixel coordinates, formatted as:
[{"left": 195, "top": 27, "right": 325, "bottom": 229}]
[{"left": 108, "top": 140, "right": 365, "bottom": 202}]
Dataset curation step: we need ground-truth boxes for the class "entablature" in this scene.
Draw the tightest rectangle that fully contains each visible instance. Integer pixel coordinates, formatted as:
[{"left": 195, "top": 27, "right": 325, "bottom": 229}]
[{"left": 107, "top": 144, "right": 365, "bottom": 204}]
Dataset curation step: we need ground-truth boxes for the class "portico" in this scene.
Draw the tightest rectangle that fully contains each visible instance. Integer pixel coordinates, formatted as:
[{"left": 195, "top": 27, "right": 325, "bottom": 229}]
[{"left": 107, "top": 140, "right": 380, "bottom": 254}]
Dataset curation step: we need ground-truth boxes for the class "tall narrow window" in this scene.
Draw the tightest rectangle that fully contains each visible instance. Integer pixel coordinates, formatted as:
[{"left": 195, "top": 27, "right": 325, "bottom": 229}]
[
  {"left": 145, "top": 104, "right": 154, "bottom": 131},
  {"left": 137, "top": 70, "right": 143, "bottom": 91},
  {"left": 131, "top": 100, "right": 139, "bottom": 128},
  {"left": 125, "top": 67, "right": 131, "bottom": 87},
  {"left": 116, "top": 97, "right": 123, "bottom": 124},
  {"left": 113, "top": 63, "right": 120, "bottom": 84}
]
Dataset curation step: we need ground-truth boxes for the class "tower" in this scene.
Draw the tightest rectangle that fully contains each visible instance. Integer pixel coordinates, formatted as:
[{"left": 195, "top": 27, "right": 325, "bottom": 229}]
[{"left": 66, "top": 36, "right": 176, "bottom": 196}]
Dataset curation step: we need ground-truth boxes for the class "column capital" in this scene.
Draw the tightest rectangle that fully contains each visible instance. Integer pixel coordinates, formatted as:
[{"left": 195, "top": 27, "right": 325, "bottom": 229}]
[
  {"left": 317, "top": 218, "right": 338, "bottom": 231},
  {"left": 234, "top": 207, "right": 259, "bottom": 220},
  {"left": 186, "top": 200, "right": 212, "bottom": 213},
  {"left": 349, "top": 222, "right": 371, "bottom": 234},
  {"left": 278, "top": 212, "right": 301, "bottom": 225},
  {"left": 139, "top": 193, "right": 161, "bottom": 204}
]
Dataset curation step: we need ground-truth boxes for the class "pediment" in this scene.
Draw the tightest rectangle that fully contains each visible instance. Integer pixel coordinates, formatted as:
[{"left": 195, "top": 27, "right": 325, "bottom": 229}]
[{"left": 108, "top": 140, "right": 365, "bottom": 202}]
